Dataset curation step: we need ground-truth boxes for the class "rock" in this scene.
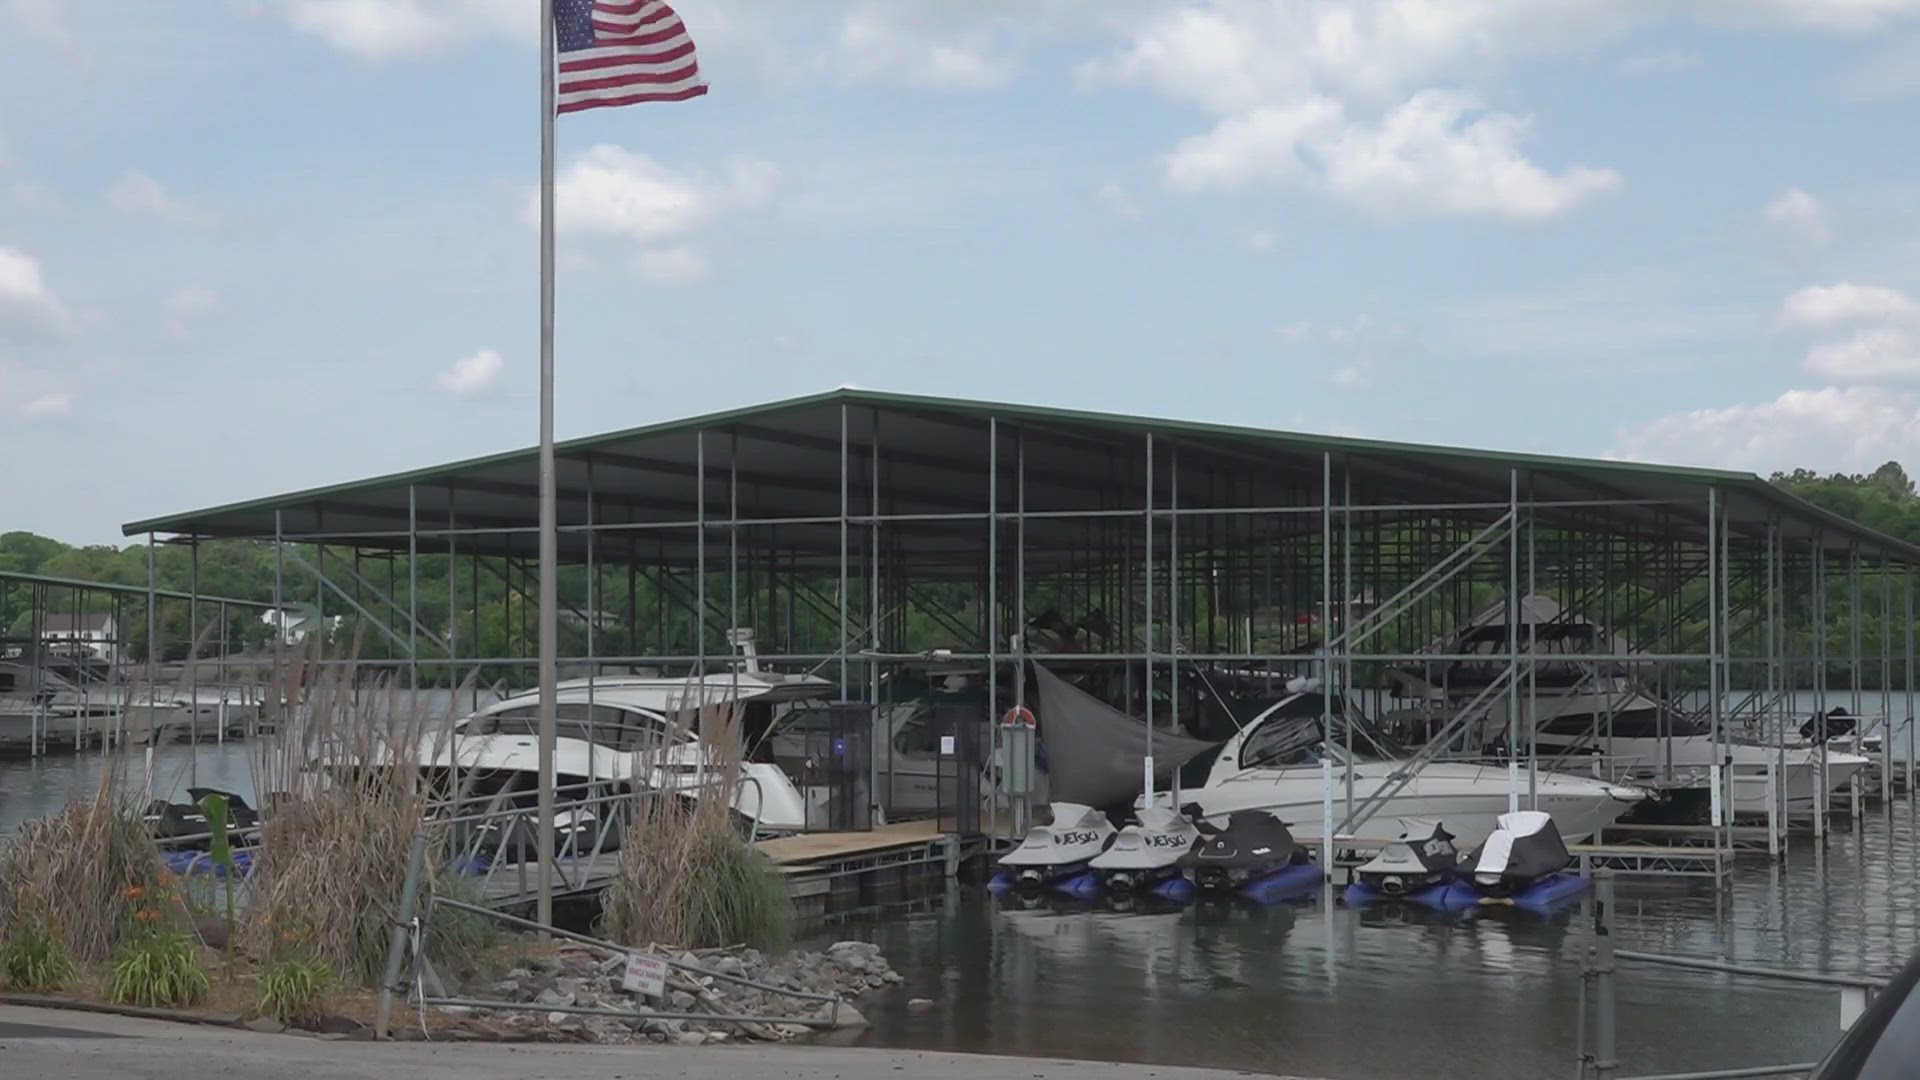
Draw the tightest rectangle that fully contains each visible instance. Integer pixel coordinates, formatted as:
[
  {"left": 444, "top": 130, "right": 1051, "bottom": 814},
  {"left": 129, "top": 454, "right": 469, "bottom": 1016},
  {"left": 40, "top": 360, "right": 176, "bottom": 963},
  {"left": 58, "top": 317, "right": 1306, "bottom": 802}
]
[
  {"left": 304, "top": 1014, "right": 366, "bottom": 1036},
  {"left": 648, "top": 1031, "right": 669, "bottom": 1044},
  {"left": 528, "top": 956, "right": 561, "bottom": 975},
  {"left": 534, "top": 988, "right": 576, "bottom": 1008},
  {"left": 709, "top": 956, "right": 746, "bottom": 979},
  {"left": 314, "top": 1033, "right": 349, "bottom": 1042},
  {"left": 489, "top": 980, "right": 521, "bottom": 998},
  {"left": 505, "top": 967, "right": 533, "bottom": 981},
  {"left": 829, "top": 1002, "right": 868, "bottom": 1029},
  {"left": 907, "top": 998, "right": 935, "bottom": 1014},
  {"left": 245, "top": 1017, "right": 287, "bottom": 1034},
  {"left": 556, "top": 976, "right": 585, "bottom": 995},
  {"left": 546, "top": 1012, "right": 570, "bottom": 1026},
  {"left": 706, "top": 1031, "right": 729, "bottom": 1044},
  {"left": 668, "top": 990, "right": 696, "bottom": 1011},
  {"left": 674, "top": 1031, "right": 707, "bottom": 1047}
]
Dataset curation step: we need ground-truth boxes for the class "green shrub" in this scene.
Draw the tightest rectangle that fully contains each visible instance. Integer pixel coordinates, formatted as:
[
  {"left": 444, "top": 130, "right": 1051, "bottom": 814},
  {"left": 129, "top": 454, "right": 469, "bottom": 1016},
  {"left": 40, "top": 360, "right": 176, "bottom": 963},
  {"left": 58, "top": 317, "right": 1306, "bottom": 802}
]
[
  {"left": 1, "top": 927, "right": 76, "bottom": 992},
  {"left": 687, "top": 840, "right": 794, "bottom": 953},
  {"left": 424, "top": 876, "right": 501, "bottom": 971},
  {"left": 254, "top": 958, "right": 332, "bottom": 1023},
  {"left": 104, "top": 932, "right": 210, "bottom": 1008}
]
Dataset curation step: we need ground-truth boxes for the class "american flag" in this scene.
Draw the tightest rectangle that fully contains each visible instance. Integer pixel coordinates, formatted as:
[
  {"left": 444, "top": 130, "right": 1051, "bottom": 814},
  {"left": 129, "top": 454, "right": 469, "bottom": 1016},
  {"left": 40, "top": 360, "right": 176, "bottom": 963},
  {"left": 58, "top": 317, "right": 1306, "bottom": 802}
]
[{"left": 555, "top": 0, "right": 708, "bottom": 115}]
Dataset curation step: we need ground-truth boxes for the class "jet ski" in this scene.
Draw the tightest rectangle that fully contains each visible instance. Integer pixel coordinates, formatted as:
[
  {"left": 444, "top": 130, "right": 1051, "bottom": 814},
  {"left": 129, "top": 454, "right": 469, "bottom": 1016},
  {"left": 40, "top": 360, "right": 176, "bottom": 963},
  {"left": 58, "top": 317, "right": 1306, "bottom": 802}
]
[
  {"left": 989, "top": 802, "right": 1116, "bottom": 896},
  {"left": 143, "top": 788, "right": 260, "bottom": 845},
  {"left": 1089, "top": 806, "right": 1200, "bottom": 897},
  {"left": 1176, "top": 809, "right": 1321, "bottom": 902},
  {"left": 1444, "top": 810, "right": 1587, "bottom": 910},
  {"left": 1346, "top": 819, "right": 1459, "bottom": 905}
]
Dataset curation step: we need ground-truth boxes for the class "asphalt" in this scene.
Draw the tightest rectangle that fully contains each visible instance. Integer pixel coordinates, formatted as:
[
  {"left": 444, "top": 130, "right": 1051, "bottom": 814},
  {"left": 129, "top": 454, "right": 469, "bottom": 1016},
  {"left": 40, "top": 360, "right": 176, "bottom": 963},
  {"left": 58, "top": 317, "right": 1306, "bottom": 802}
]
[{"left": 0, "top": 1005, "right": 1291, "bottom": 1079}]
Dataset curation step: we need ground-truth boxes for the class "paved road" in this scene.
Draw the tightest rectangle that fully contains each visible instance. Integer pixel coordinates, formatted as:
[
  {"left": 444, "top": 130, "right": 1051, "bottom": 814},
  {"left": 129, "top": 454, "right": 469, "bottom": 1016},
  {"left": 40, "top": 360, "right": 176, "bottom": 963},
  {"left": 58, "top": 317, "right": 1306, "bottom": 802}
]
[{"left": 0, "top": 1006, "right": 1294, "bottom": 1080}]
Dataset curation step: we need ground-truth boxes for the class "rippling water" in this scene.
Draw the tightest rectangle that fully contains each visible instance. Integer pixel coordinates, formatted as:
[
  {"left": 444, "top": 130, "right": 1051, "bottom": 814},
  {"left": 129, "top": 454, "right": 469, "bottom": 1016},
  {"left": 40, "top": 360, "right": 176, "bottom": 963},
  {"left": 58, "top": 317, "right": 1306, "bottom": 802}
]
[
  {"left": 825, "top": 813, "right": 1920, "bottom": 1079},
  {"left": 7, "top": 743, "right": 1919, "bottom": 1078}
]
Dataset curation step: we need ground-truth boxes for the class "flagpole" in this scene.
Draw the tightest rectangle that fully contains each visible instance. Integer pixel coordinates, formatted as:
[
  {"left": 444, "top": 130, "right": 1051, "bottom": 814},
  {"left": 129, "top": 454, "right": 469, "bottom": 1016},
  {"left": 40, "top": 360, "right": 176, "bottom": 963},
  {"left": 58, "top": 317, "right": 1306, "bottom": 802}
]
[{"left": 536, "top": 0, "right": 559, "bottom": 930}]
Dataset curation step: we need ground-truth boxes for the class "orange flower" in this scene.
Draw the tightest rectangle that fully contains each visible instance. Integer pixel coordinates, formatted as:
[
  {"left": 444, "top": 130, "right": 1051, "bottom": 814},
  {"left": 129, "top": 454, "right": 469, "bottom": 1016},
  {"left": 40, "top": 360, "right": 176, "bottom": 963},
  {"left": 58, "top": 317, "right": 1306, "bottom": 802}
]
[
  {"left": 134, "top": 908, "right": 161, "bottom": 924},
  {"left": 155, "top": 871, "right": 175, "bottom": 888},
  {"left": 280, "top": 930, "right": 300, "bottom": 945},
  {"left": 123, "top": 885, "right": 147, "bottom": 901}
]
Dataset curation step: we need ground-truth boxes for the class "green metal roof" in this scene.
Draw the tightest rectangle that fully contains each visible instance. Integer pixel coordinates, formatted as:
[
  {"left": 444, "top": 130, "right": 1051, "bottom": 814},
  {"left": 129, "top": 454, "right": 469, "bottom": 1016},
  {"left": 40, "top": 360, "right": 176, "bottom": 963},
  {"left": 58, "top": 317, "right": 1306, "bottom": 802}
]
[{"left": 120, "top": 387, "right": 1920, "bottom": 564}]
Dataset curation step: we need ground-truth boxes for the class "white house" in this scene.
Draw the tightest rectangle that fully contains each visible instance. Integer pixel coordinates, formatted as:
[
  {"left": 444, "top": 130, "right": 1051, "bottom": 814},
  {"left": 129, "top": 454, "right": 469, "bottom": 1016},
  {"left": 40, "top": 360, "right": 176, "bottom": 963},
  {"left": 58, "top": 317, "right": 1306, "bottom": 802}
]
[
  {"left": 41, "top": 612, "right": 122, "bottom": 664},
  {"left": 260, "top": 606, "right": 342, "bottom": 646}
]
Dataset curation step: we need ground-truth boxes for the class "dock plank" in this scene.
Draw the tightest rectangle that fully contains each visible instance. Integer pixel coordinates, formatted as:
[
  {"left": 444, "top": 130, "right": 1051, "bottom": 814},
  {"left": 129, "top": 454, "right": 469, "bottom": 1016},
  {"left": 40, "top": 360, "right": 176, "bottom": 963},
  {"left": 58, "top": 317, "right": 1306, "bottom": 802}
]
[{"left": 754, "top": 819, "right": 944, "bottom": 866}]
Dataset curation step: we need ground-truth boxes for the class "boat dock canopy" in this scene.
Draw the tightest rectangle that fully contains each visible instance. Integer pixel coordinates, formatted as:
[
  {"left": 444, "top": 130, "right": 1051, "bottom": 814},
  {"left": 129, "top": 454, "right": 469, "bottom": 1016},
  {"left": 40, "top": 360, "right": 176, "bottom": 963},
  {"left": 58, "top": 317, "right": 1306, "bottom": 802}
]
[{"left": 120, "top": 388, "right": 1920, "bottom": 567}]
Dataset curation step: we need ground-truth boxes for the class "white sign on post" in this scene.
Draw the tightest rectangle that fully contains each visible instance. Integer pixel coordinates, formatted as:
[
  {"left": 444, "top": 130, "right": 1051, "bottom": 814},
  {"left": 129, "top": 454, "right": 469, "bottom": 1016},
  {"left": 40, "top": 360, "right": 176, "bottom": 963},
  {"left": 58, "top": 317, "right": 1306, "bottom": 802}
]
[
  {"left": 939, "top": 735, "right": 956, "bottom": 756},
  {"left": 1841, "top": 985, "right": 1868, "bottom": 1030},
  {"left": 621, "top": 952, "right": 669, "bottom": 998}
]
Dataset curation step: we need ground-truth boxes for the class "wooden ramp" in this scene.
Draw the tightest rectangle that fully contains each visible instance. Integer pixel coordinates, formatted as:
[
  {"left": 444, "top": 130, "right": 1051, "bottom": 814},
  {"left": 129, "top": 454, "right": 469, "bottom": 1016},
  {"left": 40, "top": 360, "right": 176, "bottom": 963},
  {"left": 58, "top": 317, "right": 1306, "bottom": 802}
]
[{"left": 756, "top": 819, "right": 947, "bottom": 868}]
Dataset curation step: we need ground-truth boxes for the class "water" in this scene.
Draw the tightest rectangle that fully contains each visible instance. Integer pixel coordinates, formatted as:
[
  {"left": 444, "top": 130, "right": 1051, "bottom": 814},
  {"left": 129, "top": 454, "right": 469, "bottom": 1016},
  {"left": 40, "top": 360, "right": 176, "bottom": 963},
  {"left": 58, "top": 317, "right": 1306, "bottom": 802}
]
[
  {"left": 7, "top": 743, "right": 1919, "bottom": 1077},
  {"left": 818, "top": 814, "right": 1920, "bottom": 1079}
]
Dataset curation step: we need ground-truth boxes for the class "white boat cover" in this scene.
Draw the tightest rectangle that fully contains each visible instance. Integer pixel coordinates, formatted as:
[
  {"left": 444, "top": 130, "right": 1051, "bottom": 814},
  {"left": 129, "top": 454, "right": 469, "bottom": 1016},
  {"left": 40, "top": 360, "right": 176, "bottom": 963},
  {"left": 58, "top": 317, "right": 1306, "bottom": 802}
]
[{"left": 998, "top": 802, "right": 1117, "bottom": 867}]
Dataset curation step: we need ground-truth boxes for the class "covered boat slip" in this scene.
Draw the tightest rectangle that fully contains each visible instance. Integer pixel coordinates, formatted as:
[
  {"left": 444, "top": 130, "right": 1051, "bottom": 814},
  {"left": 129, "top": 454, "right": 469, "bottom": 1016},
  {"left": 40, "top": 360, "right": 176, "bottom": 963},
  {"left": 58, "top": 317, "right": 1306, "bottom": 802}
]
[{"left": 121, "top": 388, "right": 1920, "bottom": 865}]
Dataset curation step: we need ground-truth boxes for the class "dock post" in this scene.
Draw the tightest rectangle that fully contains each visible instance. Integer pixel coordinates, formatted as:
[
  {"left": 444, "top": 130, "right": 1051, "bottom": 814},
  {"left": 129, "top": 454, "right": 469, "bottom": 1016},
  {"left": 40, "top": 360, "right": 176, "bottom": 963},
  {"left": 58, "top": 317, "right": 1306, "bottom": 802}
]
[
  {"left": 376, "top": 830, "right": 430, "bottom": 1041},
  {"left": 1593, "top": 868, "right": 1617, "bottom": 1080},
  {"left": 1766, "top": 760, "right": 1780, "bottom": 862}
]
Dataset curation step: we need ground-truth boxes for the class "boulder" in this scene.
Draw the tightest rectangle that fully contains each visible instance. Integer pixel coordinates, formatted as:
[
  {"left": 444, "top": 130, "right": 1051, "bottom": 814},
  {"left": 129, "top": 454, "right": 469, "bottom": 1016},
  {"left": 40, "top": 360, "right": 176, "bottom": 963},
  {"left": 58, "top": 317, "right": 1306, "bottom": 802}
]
[
  {"left": 829, "top": 1002, "right": 868, "bottom": 1029},
  {"left": 907, "top": 998, "right": 935, "bottom": 1014},
  {"left": 534, "top": 988, "right": 575, "bottom": 1008}
]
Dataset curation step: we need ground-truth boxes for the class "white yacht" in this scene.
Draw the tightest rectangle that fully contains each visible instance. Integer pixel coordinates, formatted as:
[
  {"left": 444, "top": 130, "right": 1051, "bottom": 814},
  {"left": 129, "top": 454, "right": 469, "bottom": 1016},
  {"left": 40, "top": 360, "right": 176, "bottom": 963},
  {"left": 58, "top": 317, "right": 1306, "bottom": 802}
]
[
  {"left": 1140, "top": 690, "right": 1646, "bottom": 848},
  {"left": 1397, "top": 597, "right": 1870, "bottom": 815},
  {"left": 425, "top": 666, "right": 832, "bottom": 833}
]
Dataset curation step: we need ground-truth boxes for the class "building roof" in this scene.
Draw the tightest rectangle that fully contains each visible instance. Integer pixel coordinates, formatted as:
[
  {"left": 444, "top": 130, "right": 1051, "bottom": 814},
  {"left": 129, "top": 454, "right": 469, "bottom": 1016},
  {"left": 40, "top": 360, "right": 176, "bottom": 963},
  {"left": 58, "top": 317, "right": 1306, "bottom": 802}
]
[
  {"left": 41, "top": 612, "right": 114, "bottom": 633},
  {"left": 120, "top": 388, "right": 1920, "bottom": 566}
]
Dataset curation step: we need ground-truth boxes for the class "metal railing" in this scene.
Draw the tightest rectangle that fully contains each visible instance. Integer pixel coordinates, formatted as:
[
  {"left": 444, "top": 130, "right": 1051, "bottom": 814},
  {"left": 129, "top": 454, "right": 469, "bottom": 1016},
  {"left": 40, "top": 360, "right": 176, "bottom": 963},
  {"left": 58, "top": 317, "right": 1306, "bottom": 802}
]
[{"left": 1579, "top": 869, "right": 1885, "bottom": 1080}]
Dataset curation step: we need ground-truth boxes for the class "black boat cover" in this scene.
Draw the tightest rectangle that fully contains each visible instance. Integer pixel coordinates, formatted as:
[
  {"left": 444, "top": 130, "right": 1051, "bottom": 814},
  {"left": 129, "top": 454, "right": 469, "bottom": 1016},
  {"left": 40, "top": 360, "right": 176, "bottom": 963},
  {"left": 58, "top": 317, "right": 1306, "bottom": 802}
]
[
  {"left": 1033, "top": 662, "right": 1219, "bottom": 808},
  {"left": 1178, "top": 810, "right": 1301, "bottom": 871},
  {"left": 1470, "top": 810, "right": 1571, "bottom": 888}
]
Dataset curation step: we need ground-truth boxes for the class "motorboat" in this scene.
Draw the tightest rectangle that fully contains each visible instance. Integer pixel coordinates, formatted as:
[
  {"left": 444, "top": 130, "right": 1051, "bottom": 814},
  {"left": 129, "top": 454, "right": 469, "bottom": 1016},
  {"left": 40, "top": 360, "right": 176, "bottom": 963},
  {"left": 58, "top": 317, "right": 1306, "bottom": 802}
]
[
  {"left": 1089, "top": 806, "right": 1200, "bottom": 894},
  {"left": 422, "top": 667, "right": 831, "bottom": 834},
  {"left": 1353, "top": 818, "right": 1459, "bottom": 896},
  {"left": 1141, "top": 689, "right": 1646, "bottom": 849},
  {"left": 1176, "top": 809, "right": 1320, "bottom": 900},
  {"left": 989, "top": 802, "right": 1115, "bottom": 893},
  {"left": 1393, "top": 596, "right": 1871, "bottom": 816},
  {"left": 142, "top": 787, "right": 260, "bottom": 845}
]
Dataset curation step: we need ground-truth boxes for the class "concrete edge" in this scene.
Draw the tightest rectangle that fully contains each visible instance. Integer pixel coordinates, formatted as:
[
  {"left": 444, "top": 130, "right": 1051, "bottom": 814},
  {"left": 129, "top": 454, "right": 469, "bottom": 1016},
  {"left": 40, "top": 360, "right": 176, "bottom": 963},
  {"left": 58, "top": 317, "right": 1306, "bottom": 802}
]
[{"left": 0, "top": 992, "right": 246, "bottom": 1029}]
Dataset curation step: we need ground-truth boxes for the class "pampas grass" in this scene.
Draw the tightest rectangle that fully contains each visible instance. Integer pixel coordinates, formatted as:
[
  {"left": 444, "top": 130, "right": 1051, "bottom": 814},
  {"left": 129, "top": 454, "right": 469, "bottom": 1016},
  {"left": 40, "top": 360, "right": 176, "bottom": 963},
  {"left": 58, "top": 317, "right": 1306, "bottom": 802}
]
[
  {"left": 238, "top": 638, "right": 465, "bottom": 986},
  {"left": 599, "top": 700, "right": 795, "bottom": 953},
  {"left": 0, "top": 759, "right": 168, "bottom": 965}
]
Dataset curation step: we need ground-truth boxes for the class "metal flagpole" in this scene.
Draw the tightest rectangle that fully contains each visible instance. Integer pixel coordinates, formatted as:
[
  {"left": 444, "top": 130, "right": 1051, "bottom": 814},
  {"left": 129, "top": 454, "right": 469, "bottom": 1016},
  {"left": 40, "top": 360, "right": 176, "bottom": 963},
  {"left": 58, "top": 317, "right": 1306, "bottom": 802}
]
[{"left": 536, "top": 0, "right": 559, "bottom": 930}]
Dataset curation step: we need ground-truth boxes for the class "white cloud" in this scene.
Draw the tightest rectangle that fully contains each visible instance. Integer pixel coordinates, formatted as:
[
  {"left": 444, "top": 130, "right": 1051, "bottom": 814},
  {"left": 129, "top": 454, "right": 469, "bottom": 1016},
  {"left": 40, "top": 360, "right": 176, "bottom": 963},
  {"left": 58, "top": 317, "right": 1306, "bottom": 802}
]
[
  {"left": 107, "top": 172, "right": 218, "bottom": 228},
  {"left": 1765, "top": 187, "right": 1831, "bottom": 251},
  {"left": 277, "top": 0, "right": 527, "bottom": 58},
  {"left": 1621, "top": 51, "right": 1699, "bottom": 75},
  {"left": 1164, "top": 91, "right": 1620, "bottom": 221},
  {"left": 1093, "top": 181, "right": 1143, "bottom": 220},
  {"left": 541, "top": 147, "right": 775, "bottom": 285},
  {"left": 20, "top": 391, "right": 71, "bottom": 417},
  {"left": 1612, "top": 387, "right": 1920, "bottom": 473},
  {"left": 0, "top": 245, "right": 66, "bottom": 320},
  {"left": 1278, "top": 315, "right": 1393, "bottom": 389},
  {"left": 1803, "top": 329, "right": 1920, "bottom": 384},
  {"left": 837, "top": 8, "right": 1016, "bottom": 88},
  {"left": 163, "top": 285, "right": 221, "bottom": 319},
  {"left": 2, "top": 0, "right": 67, "bottom": 44},
  {"left": 437, "top": 349, "right": 503, "bottom": 395},
  {"left": 1779, "top": 283, "right": 1920, "bottom": 328}
]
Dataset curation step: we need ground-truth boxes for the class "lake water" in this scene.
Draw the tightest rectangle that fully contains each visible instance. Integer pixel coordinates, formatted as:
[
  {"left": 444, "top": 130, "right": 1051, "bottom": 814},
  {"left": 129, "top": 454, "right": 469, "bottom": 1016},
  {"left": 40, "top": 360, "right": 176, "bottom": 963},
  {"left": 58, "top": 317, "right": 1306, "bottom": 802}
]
[{"left": 6, "top": 741, "right": 1919, "bottom": 1078}]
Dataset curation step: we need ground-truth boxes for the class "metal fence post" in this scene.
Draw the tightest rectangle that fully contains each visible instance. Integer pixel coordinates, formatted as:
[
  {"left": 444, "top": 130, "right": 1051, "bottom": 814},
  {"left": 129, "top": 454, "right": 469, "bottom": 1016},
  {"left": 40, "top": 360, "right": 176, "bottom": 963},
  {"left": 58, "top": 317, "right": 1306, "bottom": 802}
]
[
  {"left": 1594, "top": 868, "right": 1617, "bottom": 1080},
  {"left": 376, "top": 830, "right": 430, "bottom": 1040}
]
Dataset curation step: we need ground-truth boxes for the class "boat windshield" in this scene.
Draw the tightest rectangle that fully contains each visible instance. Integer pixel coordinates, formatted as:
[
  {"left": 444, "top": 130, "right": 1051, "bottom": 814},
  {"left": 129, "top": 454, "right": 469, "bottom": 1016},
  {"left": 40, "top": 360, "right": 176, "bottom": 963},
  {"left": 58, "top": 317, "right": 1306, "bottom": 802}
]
[
  {"left": 466, "top": 703, "right": 691, "bottom": 750},
  {"left": 1236, "top": 693, "right": 1404, "bottom": 768}
]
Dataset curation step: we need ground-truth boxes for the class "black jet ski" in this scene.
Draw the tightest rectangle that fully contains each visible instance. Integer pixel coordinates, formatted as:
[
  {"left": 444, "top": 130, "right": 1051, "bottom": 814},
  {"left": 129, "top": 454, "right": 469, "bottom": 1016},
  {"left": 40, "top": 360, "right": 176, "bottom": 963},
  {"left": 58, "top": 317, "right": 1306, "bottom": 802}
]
[
  {"left": 1352, "top": 818, "right": 1459, "bottom": 897},
  {"left": 1176, "top": 809, "right": 1320, "bottom": 901},
  {"left": 143, "top": 788, "right": 259, "bottom": 843}
]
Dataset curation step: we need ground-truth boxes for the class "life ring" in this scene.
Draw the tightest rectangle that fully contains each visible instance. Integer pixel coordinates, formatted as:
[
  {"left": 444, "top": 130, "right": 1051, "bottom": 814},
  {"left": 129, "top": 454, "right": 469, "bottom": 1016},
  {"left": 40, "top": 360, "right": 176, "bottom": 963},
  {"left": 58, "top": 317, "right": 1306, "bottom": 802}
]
[{"left": 1001, "top": 705, "right": 1036, "bottom": 728}]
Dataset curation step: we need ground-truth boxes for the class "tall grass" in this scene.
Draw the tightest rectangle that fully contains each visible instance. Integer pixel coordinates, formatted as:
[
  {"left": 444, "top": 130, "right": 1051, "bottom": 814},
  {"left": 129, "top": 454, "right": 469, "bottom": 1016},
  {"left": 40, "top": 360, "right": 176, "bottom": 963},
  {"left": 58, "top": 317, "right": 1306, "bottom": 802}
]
[
  {"left": 0, "top": 754, "right": 169, "bottom": 965},
  {"left": 239, "top": 639, "right": 465, "bottom": 986},
  {"left": 600, "top": 701, "right": 795, "bottom": 953}
]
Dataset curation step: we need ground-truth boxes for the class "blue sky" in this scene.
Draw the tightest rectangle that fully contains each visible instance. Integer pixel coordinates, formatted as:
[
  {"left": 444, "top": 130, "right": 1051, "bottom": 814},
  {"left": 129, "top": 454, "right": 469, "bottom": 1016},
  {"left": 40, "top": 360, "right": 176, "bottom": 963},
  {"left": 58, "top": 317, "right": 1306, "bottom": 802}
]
[{"left": 8, "top": 1, "right": 1920, "bottom": 544}]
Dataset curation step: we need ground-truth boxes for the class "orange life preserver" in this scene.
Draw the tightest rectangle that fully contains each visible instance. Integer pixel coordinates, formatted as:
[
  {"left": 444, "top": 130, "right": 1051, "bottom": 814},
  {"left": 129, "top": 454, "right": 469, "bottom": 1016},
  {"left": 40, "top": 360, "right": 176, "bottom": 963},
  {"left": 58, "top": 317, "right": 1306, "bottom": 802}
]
[{"left": 1001, "top": 705, "right": 1036, "bottom": 728}]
